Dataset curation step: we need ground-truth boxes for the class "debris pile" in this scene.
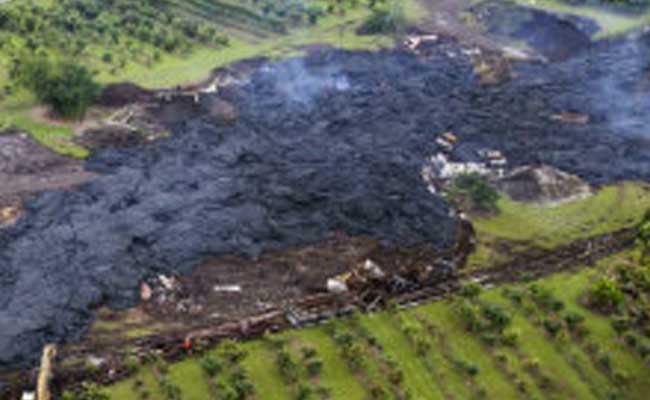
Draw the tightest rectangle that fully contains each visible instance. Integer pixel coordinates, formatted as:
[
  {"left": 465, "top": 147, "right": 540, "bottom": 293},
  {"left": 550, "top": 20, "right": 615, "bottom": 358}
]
[
  {"left": 423, "top": 132, "right": 508, "bottom": 194},
  {"left": 404, "top": 34, "right": 440, "bottom": 54},
  {"left": 140, "top": 275, "right": 204, "bottom": 316}
]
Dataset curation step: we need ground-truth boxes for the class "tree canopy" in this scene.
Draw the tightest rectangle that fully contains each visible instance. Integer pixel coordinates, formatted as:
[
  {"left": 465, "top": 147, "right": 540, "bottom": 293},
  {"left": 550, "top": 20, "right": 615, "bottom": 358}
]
[{"left": 14, "top": 57, "right": 101, "bottom": 119}]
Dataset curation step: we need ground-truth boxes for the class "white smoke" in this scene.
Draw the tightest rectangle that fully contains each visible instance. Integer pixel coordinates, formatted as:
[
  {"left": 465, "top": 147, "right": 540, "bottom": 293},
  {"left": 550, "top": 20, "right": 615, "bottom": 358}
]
[
  {"left": 261, "top": 58, "right": 351, "bottom": 106},
  {"left": 590, "top": 38, "right": 650, "bottom": 137}
]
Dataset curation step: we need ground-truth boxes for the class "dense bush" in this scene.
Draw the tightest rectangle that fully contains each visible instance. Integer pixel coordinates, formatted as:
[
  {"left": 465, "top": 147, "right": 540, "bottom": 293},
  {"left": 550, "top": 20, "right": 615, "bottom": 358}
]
[
  {"left": 589, "top": 277, "right": 624, "bottom": 311},
  {"left": 0, "top": 0, "right": 230, "bottom": 80},
  {"left": 357, "top": 1, "right": 404, "bottom": 35},
  {"left": 448, "top": 173, "right": 500, "bottom": 214},
  {"left": 14, "top": 57, "right": 100, "bottom": 119}
]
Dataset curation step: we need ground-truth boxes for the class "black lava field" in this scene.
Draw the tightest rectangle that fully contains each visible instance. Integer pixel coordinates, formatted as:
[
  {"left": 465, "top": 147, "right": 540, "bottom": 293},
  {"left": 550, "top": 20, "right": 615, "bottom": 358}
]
[{"left": 1, "top": 32, "right": 650, "bottom": 369}]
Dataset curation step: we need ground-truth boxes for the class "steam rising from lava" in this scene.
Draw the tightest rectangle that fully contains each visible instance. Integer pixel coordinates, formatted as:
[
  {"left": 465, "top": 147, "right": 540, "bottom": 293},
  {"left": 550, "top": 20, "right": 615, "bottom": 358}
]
[{"left": 259, "top": 58, "right": 351, "bottom": 106}]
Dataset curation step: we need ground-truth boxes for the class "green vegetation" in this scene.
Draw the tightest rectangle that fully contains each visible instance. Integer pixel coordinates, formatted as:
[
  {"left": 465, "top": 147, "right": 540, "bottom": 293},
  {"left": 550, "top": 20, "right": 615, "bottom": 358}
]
[
  {"left": 447, "top": 173, "right": 500, "bottom": 214},
  {"left": 358, "top": 1, "right": 406, "bottom": 35},
  {"left": 637, "top": 209, "right": 650, "bottom": 262},
  {"left": 100, "top": 248, "right": 650, "bottom": 400},
  {"left": 63, "top": 382, "right": 109, "bottom": 400},
  {"left": 14, "top": 57, "right": 100, "bottom": 119},
  {"left": 0, "top": 0, "right": 424, "bottom": 156},
  {"left": 468, "top": 182, "right": 650, "bottom": 268}
]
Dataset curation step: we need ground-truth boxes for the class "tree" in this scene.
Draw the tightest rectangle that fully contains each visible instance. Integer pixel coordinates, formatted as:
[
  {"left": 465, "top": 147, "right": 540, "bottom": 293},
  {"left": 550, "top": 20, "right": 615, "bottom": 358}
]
[
  {"left": 357, "top": 0, "right": 404, "bottom": 35},
  {"left": 589, "top": 277, "right": 624, "bottom": 312},
  {"left": 448, "top": 173, "right": 500, "bottom": 214},
  {"left": 15, "top": 56, "right": 101, "bottom": 119}
]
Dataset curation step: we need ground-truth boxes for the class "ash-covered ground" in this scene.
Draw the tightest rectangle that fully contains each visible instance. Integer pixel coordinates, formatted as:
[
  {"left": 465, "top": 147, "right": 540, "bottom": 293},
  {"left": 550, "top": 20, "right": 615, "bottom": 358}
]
[{"left": 2, "top": 29, "right": 650, "bottom": 370}]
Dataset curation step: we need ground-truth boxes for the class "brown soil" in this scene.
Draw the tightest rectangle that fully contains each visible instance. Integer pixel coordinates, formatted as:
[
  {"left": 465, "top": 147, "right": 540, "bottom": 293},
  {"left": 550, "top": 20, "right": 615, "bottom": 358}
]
[
  {"left": 0, "top": 133, "right": 94, "bottom": 225},
  {"left": 28, "top": 106, "right": 105, "bottom": 136}
]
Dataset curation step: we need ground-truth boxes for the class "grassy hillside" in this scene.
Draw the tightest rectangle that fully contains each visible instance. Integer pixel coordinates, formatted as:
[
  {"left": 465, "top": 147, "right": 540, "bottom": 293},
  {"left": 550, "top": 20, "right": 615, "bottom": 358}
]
[
  {"left": 468, "top": 182, "right": 650, "bottom": 269},
  {"left": 97, "top": 250, "right": 650, "bottom": 400}
]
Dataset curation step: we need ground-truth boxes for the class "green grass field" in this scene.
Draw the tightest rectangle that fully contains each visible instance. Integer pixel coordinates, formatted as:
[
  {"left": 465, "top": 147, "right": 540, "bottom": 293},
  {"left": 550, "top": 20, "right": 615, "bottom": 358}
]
[
  {"left": 100, "top": 250, "right": 650, "bottom": 400},
  {"left": 467, "top": 182, "right": 650, "bottom": 269}
]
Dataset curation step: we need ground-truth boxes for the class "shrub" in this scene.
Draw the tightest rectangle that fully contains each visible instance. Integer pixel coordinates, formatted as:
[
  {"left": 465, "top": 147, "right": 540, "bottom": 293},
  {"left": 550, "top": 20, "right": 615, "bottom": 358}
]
[
  {"left": 523, "top": 357, "right": 541, "bottom": 373},
  {"left": 14, "top": 56, "right": 100, "bottom": 119},
  {"left": 158, "top": 377, "right": 181, "bottom": 400},
  {"left": 414, "top": 337, "right": 431, "bottom": 356},
  {"left": 481, "top": 303, "right": 511, "bottom": 332},
  {"left": 465, "top": 363, "right": 480, "bottom": 376},
  {"left": 62, "top": 383, "right": 109, "bottom": 400},
  {"left": 480, "top": 332, "right": 499, "bottom": 346},
  {"left": 543, "top": 318, "right": 563, "bottom": 337},
  {"left": 295, "top": 384, "right": 312, "bottom": 400},
  {"left": 357, "top": 2, "right": 405, "bottom": 35},
  {"left": 460, "top": 282, "right": 483, "bottom": 299},
  {"left": 368, "top": 383, "right": 388, "bottom": 400},
  {"left": 623, "top": 333, "right": 639, "bottom": 348},
  {"left": 637, "top": 342, "right": 650, "bottom": 358},
  {"left": 528, "top": 284, "right": 561, "bottom": 310},
  {"left": 301, "top": 346, "right": 318, "bottom": 360},
  {"left": 501, "top": 329, "right": 520, "bottom": 347},
  {"left": 200, "top": 355, "right": 222, "bottom": 377},
  {"left": 589, "top": 278, "right": 624, "bottom": 312},
  {"left": 502, "top": 288, "right": 524, "bottom": 304},
  {"left": 564, "top": 312, "right": 586, "bottom": 330},
  {"left": 613, "top": 369, "right": 630, "bottom": 385},
  {"left": 457, "top": 300, "right": 484, "bottom": 332},
  {"left": 447, "top": 173, "right": 500, "bottom": 214},
  {"left": 306, "top": 359, "right": 323, "bottom": 378},
  {"left": 277, "top": 350, "right": 298, "bottom": 383},
  {"left": 611, "top": 315, "right": 632, "bottom": 334},
  {"left": 598, "top": 352, "right": 612, "bottom": 371}
]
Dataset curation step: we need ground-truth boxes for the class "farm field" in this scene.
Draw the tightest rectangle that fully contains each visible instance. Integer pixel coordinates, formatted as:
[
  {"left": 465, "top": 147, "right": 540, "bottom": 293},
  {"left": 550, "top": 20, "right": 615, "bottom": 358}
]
[{"left": 101, "top": 250, "right": 650, "bottom": 400}]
